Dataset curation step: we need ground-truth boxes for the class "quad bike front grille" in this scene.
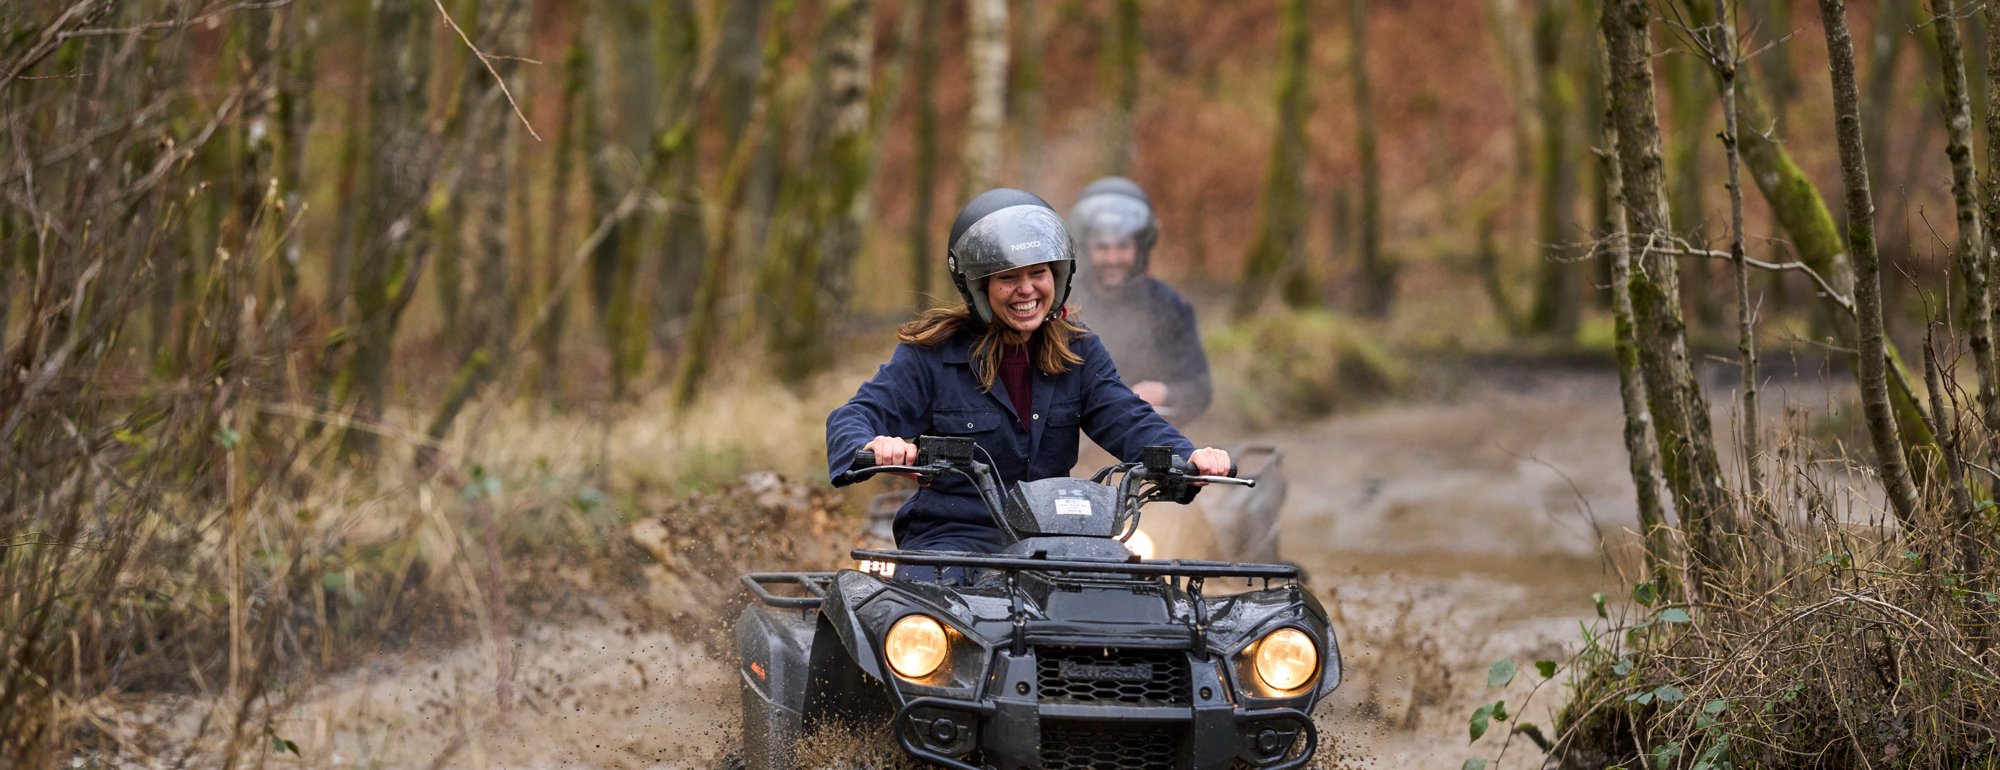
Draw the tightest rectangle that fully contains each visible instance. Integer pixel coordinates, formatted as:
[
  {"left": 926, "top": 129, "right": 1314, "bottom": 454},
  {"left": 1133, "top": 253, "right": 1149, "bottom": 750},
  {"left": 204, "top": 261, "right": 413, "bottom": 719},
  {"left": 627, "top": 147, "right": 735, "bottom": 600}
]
[
  {"left": 1035, "top": 646, "right": 1190, "bottom": 706},
  {"left": 1040, "top": 724, "right": 1180, "bottom": 770}
]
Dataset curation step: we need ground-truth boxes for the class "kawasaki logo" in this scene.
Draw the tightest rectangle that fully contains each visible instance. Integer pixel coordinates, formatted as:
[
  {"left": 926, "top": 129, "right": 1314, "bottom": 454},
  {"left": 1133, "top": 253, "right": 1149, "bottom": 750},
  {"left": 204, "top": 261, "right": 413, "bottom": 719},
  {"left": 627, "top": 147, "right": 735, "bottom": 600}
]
[
  {"left": 1060, "top": 660, "right": 1154, "bottom": 682},
  {"left": 1009, "top": 240, "right": 1044, "bottom": 251}
]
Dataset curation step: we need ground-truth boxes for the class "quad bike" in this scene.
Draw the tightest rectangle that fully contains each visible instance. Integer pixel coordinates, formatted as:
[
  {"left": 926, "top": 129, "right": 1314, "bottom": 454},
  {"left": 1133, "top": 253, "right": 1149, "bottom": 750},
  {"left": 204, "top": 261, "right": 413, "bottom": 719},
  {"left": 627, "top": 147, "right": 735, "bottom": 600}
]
[{"left": 735, "top": 435, "right": 1340, "bottom": 769}]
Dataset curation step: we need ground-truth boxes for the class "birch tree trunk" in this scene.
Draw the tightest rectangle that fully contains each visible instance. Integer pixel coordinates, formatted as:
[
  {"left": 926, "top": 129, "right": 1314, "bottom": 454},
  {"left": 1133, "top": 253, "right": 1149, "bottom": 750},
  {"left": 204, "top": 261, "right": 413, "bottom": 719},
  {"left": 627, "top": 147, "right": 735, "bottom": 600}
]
[
  {"left": 960, "top": 0, "right": 1008, "bottom": 197},
  {"left": 1602, "top": 0, "right": 1735, "bottom": 595},
  {"left": 1818, "top": 0, "right": 1922, "bottom": 528}
]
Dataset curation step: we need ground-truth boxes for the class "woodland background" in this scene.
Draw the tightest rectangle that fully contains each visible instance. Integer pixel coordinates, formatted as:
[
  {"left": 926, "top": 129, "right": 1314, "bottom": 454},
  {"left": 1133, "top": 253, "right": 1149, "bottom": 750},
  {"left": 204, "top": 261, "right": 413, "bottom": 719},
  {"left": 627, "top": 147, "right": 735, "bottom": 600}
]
[{"left": 7, "top": 0, "right": 2000, "bottom": 766}]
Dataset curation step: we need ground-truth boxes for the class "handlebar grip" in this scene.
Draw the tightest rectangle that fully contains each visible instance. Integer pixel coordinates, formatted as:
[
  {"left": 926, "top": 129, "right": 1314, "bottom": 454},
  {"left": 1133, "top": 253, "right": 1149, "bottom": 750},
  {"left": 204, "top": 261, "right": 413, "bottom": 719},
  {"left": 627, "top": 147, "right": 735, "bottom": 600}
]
[{"left": 854, "top": 449, "right": 878, "bottom": 468}]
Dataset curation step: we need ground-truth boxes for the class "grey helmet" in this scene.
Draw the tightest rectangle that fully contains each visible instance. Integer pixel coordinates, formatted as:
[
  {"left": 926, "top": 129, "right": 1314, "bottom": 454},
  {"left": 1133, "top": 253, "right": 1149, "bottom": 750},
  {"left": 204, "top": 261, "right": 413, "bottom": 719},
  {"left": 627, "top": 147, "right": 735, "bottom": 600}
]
[
  {"left": 947, "top": 188, "right": 1076, "bottom": 324},
  {"left": 1067, "top": 176, "right": 1160, "bottom": 273}
]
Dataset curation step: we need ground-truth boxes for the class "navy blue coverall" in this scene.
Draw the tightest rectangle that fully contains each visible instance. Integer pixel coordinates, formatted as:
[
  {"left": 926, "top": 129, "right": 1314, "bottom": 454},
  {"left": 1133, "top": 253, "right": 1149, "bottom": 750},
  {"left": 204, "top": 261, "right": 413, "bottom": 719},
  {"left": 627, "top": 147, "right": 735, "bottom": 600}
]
[
  {"left": 1074, "top": 275, "right": 1213, "bottom": 423},
  {"left": 825, "top": 327, "right": 1197, "bottom": 561}
]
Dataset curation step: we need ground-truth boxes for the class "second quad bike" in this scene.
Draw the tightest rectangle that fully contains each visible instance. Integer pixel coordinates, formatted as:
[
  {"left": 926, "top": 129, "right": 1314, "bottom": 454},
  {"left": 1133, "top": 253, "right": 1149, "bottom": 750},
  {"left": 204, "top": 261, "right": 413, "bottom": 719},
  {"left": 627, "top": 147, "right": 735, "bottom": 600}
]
[{"left": 735, "top": 435, "right": 1340, "bottom": 769}]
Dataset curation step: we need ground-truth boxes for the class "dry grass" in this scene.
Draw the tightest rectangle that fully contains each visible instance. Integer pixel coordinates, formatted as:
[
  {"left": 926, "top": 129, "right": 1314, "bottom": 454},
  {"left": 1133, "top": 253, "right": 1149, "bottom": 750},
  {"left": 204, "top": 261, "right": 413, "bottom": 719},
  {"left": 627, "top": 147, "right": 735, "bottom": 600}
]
[{"left": 1502, "top": 414, "right": 2000, "bottom": 768}]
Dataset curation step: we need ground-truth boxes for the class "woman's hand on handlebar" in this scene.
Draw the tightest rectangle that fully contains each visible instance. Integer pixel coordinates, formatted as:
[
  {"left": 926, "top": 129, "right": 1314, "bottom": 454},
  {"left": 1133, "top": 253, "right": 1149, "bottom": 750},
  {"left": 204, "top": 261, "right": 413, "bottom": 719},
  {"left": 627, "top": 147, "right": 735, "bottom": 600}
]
[
  {"left": 1189, "top": 447, "right": 1232, "bottom": 480},
  {"left": 864, "top": 436, "right": 922, "bottom": 481},
  {"left": 865, "top": 436, "right": 920, "bottom": 465}
]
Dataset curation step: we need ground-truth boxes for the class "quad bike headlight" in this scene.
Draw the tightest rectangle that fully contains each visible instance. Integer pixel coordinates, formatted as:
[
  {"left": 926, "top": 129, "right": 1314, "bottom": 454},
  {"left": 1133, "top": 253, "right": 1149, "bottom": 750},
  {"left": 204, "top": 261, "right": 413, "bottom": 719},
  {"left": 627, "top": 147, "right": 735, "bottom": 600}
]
[
  {"left": 1253, "top": 627, "right": 1319, "bottom": 692},
  {"left": 885, "top": 614, "right": 949, "bottom": 680},
  {"left": 1125, "top": 528, "right": 1157, "bottom": 560}
]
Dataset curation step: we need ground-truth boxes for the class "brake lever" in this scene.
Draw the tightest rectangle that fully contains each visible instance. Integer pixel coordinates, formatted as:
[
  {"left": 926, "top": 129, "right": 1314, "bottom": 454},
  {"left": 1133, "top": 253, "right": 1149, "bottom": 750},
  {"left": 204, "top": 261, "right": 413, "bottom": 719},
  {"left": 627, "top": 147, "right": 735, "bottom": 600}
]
[{"left": 839, "top": 464, "right": 939, "bottom": 485}]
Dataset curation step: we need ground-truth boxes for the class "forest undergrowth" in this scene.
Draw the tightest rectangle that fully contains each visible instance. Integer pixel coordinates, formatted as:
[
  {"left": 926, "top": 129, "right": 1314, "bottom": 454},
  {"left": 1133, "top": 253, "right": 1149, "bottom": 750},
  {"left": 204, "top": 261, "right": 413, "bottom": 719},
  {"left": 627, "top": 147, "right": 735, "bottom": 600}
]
[{"left": 1462, "top": 379, "right": 2000, "bottom": 769}]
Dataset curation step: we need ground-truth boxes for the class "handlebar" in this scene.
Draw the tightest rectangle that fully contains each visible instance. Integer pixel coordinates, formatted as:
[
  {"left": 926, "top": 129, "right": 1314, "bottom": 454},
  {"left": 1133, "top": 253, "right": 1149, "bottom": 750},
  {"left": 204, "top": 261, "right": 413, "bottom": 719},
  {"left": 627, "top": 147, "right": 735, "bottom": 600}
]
[
  {"left": 841, "top": 447, "right": 937, "bottom": 484},
  {"left": 844, "top": 437, "right": 1251, "bottom": 543}
]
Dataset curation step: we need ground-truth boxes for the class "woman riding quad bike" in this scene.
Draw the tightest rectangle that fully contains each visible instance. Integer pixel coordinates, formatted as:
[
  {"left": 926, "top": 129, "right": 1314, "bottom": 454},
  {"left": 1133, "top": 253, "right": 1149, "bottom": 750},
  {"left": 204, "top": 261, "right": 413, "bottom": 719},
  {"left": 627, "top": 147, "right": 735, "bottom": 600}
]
[
  {"left": 728, "top": 191, "right": 1341, "bottom": 768},
  {"left": 737, "top": 437, "right": 1340, "bottom": 768},
  {"left": 826, "top": 188, "right": 1231, "bottom": 577}
]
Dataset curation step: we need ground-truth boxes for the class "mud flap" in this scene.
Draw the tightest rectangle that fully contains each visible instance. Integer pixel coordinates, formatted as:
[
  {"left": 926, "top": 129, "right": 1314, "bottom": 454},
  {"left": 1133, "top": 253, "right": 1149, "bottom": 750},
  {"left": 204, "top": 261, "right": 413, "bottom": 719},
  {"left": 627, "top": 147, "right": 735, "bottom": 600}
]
[
  {"left": 802, "top": 613, "right": 894, "bottom": 738},
  {"left": 737, "top": 604, "right": 817, "bottom": 769}
]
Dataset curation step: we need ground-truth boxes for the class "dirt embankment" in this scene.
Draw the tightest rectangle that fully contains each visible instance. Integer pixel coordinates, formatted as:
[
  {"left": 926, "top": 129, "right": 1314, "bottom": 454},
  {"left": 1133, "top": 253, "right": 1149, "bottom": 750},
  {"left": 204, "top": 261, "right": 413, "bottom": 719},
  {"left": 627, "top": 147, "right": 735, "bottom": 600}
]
[{"left": 233, "top": 367, "right": 1662, "bottom": 769}]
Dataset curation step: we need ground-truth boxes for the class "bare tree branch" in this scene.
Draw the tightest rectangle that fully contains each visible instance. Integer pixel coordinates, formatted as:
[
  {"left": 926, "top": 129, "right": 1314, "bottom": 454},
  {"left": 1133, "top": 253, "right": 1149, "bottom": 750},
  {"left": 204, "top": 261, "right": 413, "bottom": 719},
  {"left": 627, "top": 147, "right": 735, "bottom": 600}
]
[{"left": 429, "top": 0, "right": 542, "bottom": 142}]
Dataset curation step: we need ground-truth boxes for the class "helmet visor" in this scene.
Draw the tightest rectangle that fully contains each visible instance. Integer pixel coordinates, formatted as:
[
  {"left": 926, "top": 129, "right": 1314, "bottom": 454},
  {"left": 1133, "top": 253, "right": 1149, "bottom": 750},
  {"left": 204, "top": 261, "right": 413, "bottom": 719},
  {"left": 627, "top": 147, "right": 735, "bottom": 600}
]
[
  {"left": 1068, "top": 194, "right": 1152, "bottom": 243},
  {"left": 950, "top": 205, "right": 1075, "bottom": 282}
]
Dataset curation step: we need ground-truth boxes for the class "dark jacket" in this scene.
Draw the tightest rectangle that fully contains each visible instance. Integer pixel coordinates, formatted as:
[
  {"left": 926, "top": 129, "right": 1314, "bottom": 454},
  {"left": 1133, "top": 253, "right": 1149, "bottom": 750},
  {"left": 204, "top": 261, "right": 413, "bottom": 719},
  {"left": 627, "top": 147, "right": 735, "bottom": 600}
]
[
  {"left": 825, "top": 327, "right": 1196, "bottom": 553},
  {"left": 1075, "top": 275, "right": 1213, "bottom": 422}
]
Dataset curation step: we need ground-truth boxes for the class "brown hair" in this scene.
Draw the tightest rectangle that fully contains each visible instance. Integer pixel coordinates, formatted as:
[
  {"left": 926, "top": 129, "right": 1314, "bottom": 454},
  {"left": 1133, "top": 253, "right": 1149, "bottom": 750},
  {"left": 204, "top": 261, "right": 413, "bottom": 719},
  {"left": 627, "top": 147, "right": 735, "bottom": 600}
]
[{"left": 898, "top": 306, "right": 1087, "bottom": 392}]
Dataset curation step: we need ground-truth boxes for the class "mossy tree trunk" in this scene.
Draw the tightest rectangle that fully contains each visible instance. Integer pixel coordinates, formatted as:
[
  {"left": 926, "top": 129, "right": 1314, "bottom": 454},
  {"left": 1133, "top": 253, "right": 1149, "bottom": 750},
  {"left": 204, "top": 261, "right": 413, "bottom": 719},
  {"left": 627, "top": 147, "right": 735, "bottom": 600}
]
[
  {"left": 428, "top": 0, "right": 481, "bottom": 349},
  {"left": 673, "top": 0, "right": 794, "bottom": 409},
  {"left": 1680, "top": 0, "right": 1937, "bottom": 459},
  {"left": 764, "top": 0, "right": 874, "bottom": 383},
  {"left": 1982, "top": 0, "right": 2000, "bottom": 412},
  {"left": 1232, "top": 0, "right": 1313, "bottom": 318},
  {"left": 1598, "top": 37, "right": 1674, "bottom": 595},
  {"left": 592, "top": 3, "right": 663, "bottom": 402},
  {"left": 337, "top": 0, "right": 436, "bottom": 460},
  {"left": 1102, "top": 0, "right": 1140, "bottom": 176},
  {"left": 1702, "top": 0, "right": 1768, "bottom": 507},
  {"left": 323, "top": 0, "right": 371, "bottom": 322},
  {"left": 1015, "top": 0, "right": 1047, "bottom": 189},
  {"left": 1526, "top": 1, "right": 1577, "bottom": 337},
  {"left": 1602, "top": 0, "right": 1735, "bottom": 598},
  {"left": 652, "top": 0, "right": 708, "bottom": 356},
  {"left": 272, "top": 3, "right": 314, "bottom": 309},
  {"left": 1664, "top": 36, "right": 1714, "bottom": 330},
  {"left": 1482, "top": 0, "right": 1538, "bottom": 189},
  {"left": 1351, "top": 0, "right": 1390, "bottom": 317},
  {"left": 1818, "top": 0, "right": 1922, "bottom": 529},
  {"left": 909, "top": 0, "right": 941, "bottom": 312},
  {"left": 534, "top": 17, "right": 590, "bottom": 400},
  {"left": 424, "top": 0, "right": 526, "bottom": 448},
  {"left": 1933, "top": 0, "right": 1999, "bottom": 434}
]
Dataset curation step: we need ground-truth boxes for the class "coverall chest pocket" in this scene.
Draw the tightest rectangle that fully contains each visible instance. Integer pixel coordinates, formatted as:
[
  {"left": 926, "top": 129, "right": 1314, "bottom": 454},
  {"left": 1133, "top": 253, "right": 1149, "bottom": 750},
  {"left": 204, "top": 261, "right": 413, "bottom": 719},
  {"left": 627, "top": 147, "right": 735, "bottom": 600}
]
[
  {"left": 933, "top": 407, "right": 1007, "bottom": 437},
  {"left": 1045, "top": 399, "right": 1083, "bottom": 428}
]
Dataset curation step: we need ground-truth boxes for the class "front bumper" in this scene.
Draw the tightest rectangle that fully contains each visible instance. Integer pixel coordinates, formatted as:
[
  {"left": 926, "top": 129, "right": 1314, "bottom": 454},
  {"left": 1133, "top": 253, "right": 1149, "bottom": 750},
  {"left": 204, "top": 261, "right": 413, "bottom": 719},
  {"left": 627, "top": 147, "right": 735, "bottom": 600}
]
[{"left": 893, "top": 695, "right": 1315, "bottom": 770}]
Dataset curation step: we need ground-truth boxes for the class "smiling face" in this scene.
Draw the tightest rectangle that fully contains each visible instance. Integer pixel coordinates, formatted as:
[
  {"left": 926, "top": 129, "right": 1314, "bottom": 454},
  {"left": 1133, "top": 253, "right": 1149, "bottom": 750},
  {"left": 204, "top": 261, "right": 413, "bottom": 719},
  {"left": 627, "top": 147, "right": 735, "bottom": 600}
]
[
  {"left": 984, "top": 262, "right": 1057, "bottom": 337},
  {"left": 1087, "top": 236, "right": 1138, "bottom": 290}
]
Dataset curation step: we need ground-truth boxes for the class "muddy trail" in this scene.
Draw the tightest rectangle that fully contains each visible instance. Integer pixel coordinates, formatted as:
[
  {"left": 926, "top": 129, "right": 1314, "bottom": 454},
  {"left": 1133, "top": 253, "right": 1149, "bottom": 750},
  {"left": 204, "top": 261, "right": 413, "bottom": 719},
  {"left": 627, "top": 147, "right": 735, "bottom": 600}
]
[{"left": 262, "top": 367, "right": 1677, "bottom": 769}]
